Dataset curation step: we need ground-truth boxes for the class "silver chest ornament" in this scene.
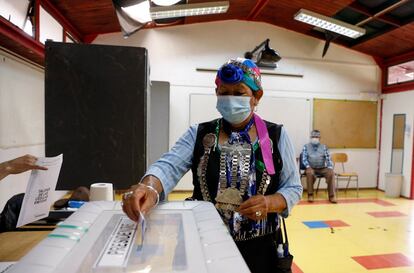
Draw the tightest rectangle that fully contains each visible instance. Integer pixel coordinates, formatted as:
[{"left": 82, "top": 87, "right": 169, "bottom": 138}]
[
  {"left": 197, "top": 131, "right": 275, "bottom": 241},
  {"left": 214, "top": 141, "right": 251, "bottom": 212},
  {"left": 215, "top": 187, "right": 243, "bottom": 211}
]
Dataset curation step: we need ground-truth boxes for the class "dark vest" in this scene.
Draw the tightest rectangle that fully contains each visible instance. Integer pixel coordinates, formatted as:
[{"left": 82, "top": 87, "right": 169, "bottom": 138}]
[{"left": 191, "top": 119, "right": 283, "bottom": 201}]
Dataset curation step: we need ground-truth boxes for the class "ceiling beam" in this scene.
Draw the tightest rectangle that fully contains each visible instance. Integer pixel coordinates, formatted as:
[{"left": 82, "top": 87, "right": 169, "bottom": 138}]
[
  {"left": 35, "top": 0, "right": 40, "bottom": 41},
  {"left": 385, "top": 50, "right": 414, "bottom": 66},
  {"left": 0, "top": 16, "right": 45, "bottom": 64},
  {"left": 356, "top": 0, "right": 408, "bottom": 26},
  {"left": 83, "top": 34, "right": 98, "bottom": 44},
  {"left": 0, "top": 17, "right": 44, "bottom": 57},
  {"left": 348, "top": 24, "right": 397, "bottom": 48},
  {"left": 246, "top": 0, "right": 271, "bottom": 20},
  {"left": 349, "top": 0, "right": 412, "bottom": 48},
  {"left": 40, "top": 0, "right": 84, "bottom": 42},
  {"left": 348, "top": 1, "right": 402, "bottom": 27}
]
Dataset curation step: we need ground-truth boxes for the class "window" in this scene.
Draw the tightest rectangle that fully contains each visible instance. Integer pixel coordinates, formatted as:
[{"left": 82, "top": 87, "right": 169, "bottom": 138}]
[
  {"left": 0, "top": 0, "right": 34, "bottom": 36},
  {"left": 387, "top": 60, "right": 414, "bottom": 85},
  {"left": 39, "top": 6, "right": 63, "bottom": 44}
]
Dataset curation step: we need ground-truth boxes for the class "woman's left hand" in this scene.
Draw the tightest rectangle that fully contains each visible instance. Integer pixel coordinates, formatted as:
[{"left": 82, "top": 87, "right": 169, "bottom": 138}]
[{"left": 238, "top": 195, "right": 270, "bottom": 220}]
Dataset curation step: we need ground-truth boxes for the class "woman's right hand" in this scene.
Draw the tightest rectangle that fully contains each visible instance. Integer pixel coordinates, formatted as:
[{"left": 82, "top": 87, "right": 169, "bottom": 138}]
[{"left": 121, "top": 176, "right": 162, "bottom": 222}]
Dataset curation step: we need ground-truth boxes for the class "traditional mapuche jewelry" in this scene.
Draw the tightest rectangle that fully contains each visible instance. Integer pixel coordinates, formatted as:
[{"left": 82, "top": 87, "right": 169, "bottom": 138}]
[
  {"left": 197, "top": 133, "right": 216, "bottom": 202},
  {"left": 215, "top": 142, "right": 251, "bottom": 212},
  {"left": 122, "top": 185, "right": 160, "bottom": 207},
  {"left": 122, "top": 191, "right": 134, "bottom": 200},
  {"left": 197, "top": 122, "right": 278, "bottom": 241},
  {"left": 140, "top": 184, "right": 160, "bottom": 206},
  {"left": 257, "top": 169, "right": 271, "bottom": 195},
  {"left": 198, "top": 133, "right": 272, "bottom": 204}
]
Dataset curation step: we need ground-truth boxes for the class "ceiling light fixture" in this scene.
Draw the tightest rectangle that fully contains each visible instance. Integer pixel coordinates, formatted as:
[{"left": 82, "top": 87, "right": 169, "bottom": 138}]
[
  {"left": 113, "top": 0, "right": 229, "bottom": 37},
  {"left": 294, "top": 8, "right": 366, "bottom": 39},
  {"left": 152, "top": 0, "right": 181, "bottom": 6},
  {"left": 150, "top": 1, "right": 229, "bottom": 20},
  {"left": 113, "top": 0, "right": 151, "bottom": 37},
  {"left": 121, "top": 0, "right": 151, "bottom": 23}
]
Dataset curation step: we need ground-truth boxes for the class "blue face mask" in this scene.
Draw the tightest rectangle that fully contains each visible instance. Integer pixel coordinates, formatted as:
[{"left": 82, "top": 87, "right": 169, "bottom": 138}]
[{"left": 216, "top": 96, "right": 252, "bottom": 124}]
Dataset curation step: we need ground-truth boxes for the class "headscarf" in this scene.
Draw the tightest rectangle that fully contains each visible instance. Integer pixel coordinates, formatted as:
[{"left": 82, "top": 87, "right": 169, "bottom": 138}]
[{"left": 215, "top": 58, "right": 262, "bottom": 92}]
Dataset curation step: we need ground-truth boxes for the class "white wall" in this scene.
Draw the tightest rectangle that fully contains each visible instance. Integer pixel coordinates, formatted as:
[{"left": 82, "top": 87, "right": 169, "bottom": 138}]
[
  {"left": 94, "top": 20, "right": 381, "bottom": 190},
  {"left": 0, "top": 5, "right": 68, "bottom": 210},
  {"left": 0, "top": 51, "right": 45, "bottom": 210},
  {"left": 0, "top": 51, "right": 69, "bottom": 211},
  {"left": 379, "top": 90, "right": 414, "bottom": 197}
]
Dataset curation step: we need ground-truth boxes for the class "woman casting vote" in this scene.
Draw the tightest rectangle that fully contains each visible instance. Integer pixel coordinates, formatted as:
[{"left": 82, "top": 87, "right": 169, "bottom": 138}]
[{"left": 122, "top": 58, "right": 302, "bottom": 273}]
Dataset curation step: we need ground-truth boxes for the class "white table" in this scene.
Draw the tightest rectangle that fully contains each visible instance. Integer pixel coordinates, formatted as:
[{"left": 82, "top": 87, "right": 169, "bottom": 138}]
[{"left": 6, "top": 201, "right": 249, "bottom": 273}]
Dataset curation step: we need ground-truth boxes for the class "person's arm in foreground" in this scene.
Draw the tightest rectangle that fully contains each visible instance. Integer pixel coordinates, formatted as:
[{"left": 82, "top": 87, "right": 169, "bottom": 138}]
[
  {"left": 122, "top": 125, "right": 197, "bottom": 222},
  {"left": 238, "top": 127, "right": 303, "bottom": 219},
  {"left": 0, "top": 154, "right": 48, "bottom": 181}
]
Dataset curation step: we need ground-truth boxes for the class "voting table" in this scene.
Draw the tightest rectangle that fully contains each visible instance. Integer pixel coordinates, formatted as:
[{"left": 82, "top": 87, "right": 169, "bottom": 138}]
[{"left": 6, "top": 201, "right": 249, "bottom": 273}]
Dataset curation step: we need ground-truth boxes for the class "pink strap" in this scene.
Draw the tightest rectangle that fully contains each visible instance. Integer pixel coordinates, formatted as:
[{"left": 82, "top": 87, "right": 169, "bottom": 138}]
[{"left": 254, "top": 114, "right": 275, "bottom": 175}]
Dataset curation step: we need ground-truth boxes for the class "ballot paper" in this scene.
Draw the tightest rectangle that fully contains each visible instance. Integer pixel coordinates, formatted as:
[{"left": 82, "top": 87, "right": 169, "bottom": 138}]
[
  {"left": 137, "top": 211, "right": 147, "bottom": 251},
  {"left": 16, "top": 154, "right": 63, "bottom": 227}
]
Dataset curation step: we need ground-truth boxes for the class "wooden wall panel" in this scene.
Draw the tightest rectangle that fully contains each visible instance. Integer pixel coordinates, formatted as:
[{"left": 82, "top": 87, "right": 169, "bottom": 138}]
[{"left": 313, "top": 99, "right": 377, "bottom": 148}]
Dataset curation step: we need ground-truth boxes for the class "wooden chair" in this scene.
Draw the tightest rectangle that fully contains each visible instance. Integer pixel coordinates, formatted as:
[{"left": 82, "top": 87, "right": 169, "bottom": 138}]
[{"left": 332, "top": 153, "right": 359, "bottom": 197}]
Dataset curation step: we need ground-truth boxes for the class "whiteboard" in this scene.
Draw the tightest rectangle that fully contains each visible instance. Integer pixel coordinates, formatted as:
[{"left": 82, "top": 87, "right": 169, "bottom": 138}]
[{"left": 189, "top": 94, "right": 312, "bottom": 156}]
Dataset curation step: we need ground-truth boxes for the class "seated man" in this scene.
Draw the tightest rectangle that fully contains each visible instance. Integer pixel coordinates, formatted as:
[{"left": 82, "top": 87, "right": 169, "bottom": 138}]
[{"left": 301, "top": 130, "right": 336, "bottom": 203}]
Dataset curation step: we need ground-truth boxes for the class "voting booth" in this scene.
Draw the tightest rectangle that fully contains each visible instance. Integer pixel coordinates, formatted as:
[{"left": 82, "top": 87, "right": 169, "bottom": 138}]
[{"left": 7, "top": 201, "right": 249, "bottom": 273}]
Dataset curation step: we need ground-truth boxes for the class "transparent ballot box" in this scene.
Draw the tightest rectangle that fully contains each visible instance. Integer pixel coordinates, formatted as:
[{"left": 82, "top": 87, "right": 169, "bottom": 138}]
[{"left": 7, "top": 201, "right": 249, "bottom": 273}]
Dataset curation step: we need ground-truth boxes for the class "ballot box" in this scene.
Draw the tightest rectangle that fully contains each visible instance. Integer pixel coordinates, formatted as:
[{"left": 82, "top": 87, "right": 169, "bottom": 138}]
[{"left": 7, "top": 201, "right": 249, "bottom": 273}]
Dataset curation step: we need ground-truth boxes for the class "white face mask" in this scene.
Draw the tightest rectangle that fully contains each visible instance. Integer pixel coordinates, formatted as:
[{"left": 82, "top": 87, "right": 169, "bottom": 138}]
[{"left": 311, "top": 138, "right": 320, "bottom": 145}]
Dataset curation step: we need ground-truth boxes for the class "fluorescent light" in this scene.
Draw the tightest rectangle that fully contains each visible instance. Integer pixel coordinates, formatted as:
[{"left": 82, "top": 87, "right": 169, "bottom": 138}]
[
  {"left": 150, "top": 1, "right": 229, "bottom": 19},
  {"left": 294, "top": 8, "right": 365, "bottom": 39},
  {"left": 121, "top": 0, "right": 152, "bottom": 23},
  {"left": 152, "top": 0, "right": 181, "bottom": 6}
]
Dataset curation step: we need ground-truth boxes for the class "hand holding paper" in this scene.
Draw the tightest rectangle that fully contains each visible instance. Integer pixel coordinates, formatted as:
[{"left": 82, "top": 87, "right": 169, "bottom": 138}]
[
  {"left": 16, "top": 154, "right": 63, "bottom": 227},
  {"left": 0, "top": 154, "right": 48, "bottom": 181}
]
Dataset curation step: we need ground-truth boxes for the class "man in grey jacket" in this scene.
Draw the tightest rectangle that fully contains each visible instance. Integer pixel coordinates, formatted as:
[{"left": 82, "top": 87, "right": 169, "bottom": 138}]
[{"left": 302, "top": 130, "right": 336, "bottom": 203}]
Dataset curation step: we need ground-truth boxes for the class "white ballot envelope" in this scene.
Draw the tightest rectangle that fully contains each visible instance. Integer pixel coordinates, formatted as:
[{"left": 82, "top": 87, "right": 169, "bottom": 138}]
[{"left": 16, "top": 154, "right": 63, "bottom": 227}]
